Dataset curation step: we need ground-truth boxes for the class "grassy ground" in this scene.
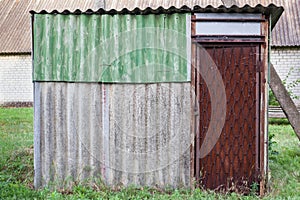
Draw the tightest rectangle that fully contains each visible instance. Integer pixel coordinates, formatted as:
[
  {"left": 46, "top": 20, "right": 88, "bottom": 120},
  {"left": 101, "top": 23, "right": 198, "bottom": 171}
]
[
  {"left": 0, "top": 107, "right": 299, "bottom": 199},
  {"left": 267, "top": 125, "right": 300, "bottom": 198}
]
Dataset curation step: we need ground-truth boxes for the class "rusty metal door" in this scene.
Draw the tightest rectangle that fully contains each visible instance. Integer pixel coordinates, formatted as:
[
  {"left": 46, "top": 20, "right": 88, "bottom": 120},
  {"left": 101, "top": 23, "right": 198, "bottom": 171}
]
[{"left": 193, "top": 43, "right": 262, "bottom": 192}]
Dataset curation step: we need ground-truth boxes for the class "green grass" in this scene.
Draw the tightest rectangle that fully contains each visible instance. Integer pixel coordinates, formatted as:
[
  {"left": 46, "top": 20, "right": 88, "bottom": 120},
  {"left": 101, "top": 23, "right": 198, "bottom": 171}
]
[
  {"left": 0, "top": 108, "right": 33, "bottom": 164},
  {"left": 267, "top": 125, "right": 300, "bottom": 199},
  {"left": 0, "top": 108, "right": 38, "bottom": 198},
  {"left": 268, "top": 118, "right": 290, "bottom": 125},
  {"left": 0, "top": 108, "right": 299, "bottom": 199},
  {"left": 0, "top": 108, "right": 34, "bottom": 183}
]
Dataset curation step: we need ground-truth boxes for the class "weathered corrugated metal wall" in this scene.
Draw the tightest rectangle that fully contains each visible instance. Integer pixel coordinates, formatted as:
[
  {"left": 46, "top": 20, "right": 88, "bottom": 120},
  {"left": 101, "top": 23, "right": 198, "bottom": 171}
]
[
  {"left": 33, "top": 12, "right": 192, "bottom": 188},
  {"left": 34, "top": 82, "right": 191, "bottom": 188},
  {"left": 33, "top": 13, "right": 190, "bottom": 82}
]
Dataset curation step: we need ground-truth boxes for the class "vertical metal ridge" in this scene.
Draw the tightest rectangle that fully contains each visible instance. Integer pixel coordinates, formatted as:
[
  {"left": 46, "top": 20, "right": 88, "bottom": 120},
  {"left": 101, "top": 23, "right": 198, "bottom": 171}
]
[
  {"left": 41, "top": 83, "right": 49, "bottom": 185},
  {"left": 66, "top": 83, "right": 77, "bottom": 182},
  {"left": 34, "top": 83, "right": 42, "bottom": 188},
  {"left": 54, "top": 83, "right": 66, "bottom": 184},
  {"left": 44, "top": 83, "right": 55, "bottom": 185},
  {"left": 108, "top": 84, "right": 116, "bottom": 185},
  {"left": 102, "top": 84, "right": 110, "bottom": 184},
  {"left": 75, "top": 83, "right": 81, "bottom": 181},
  {"left": 89, "top": 84, "right": 102, "bottom": 178},
  {"left": 78, "top": 84, "right": 91, "bottom": 180}
]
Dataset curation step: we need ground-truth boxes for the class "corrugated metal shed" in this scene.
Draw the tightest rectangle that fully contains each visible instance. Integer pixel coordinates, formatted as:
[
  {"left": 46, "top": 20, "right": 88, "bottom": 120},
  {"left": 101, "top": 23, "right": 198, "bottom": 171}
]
[
  {"left": 32, "top": 9, "right": 194, "bottom": 188},
  {"left": 32, "top": 4, "right": 283, "bottom": 189}
]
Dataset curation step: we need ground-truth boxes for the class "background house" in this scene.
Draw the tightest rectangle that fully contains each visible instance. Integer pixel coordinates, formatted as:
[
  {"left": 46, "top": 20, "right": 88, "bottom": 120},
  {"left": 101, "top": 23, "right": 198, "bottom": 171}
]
[
  {"left": 266, "top": 0, "right": 300, "bottom": 107},
  {"left": 0, "top": 0, "right": 299, "bottom": 106}
]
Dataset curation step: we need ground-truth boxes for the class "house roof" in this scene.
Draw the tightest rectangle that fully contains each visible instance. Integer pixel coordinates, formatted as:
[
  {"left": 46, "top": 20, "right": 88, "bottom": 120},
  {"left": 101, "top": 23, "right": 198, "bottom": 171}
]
[
  {"left": 0, "top": 0, "right": 298, "bottom": 54},
  {"left": 270, "top": 0, "right": 300, "bottom": 47},
  {"left": 0, "top": 0, "right": 97, "bottom": 54}
]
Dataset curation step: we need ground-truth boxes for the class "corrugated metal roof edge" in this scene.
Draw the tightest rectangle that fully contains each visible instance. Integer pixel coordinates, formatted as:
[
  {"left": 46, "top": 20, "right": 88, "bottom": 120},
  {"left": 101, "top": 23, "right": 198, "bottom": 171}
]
[
  {"left": 271, "top": 44, "right": 300, "bottom": 48},
  {"left": 29, "top": 4, "right": 282, "bottom": 15},
  {"left": 29, "top": 4, "right": 284, "bottom": 30},
  {"left": 0, "top": 51, "right": 31, "bottom": 55}
]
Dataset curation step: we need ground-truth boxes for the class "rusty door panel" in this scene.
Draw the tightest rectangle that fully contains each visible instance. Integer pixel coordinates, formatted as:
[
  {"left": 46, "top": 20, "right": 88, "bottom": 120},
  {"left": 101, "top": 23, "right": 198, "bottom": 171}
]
[{"left": 194, "top": 44, "right": 260, "bottom": 192}]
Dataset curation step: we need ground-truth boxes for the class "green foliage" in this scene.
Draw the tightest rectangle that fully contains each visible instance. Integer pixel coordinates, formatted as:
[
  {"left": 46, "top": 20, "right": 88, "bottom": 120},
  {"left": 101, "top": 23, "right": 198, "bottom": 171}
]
[
  {"left": 269, "top": 90, "right": 280, "bottom": 106},
  {"left": 0, "top": 108, "right": 299, "bottom": 199},
  {"left": 267, "top": 125, "right": 300, "bottom": 199},
  {"left": 0, "top": 182, "right": 43, "bottom": 199},
  {"left": 282, "top": 67, "right": 300, "bottom": 100},
  {"left": 268, "top": 118, "right": 290, "bottom": 125},
  {"left": 249, "top": 182, "right": 259, "bottom": 197},
  {"left": 269, "top": 67, "right": 300, "bottom": 106},
  {"left": 268, "top": 131, "right": 278, "bottom": 156}
]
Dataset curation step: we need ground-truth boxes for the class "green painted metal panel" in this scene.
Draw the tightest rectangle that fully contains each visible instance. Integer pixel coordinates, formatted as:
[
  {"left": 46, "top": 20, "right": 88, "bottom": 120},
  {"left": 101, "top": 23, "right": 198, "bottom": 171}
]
[{"left": 33, "top": 13, "right": 190, "bottom": 82}]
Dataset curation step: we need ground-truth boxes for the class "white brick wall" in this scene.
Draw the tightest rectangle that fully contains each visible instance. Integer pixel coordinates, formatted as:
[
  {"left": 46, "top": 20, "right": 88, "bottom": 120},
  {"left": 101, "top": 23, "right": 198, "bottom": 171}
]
[
  {"left": 271, "top": 47, "right": 300, "bottom": 106},
  {"left": 0, "top": 54, "right": 33, "bottom": 105}
]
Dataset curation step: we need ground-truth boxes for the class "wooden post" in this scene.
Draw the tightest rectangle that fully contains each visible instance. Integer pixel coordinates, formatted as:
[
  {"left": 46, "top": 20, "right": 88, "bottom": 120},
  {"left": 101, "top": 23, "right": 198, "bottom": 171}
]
[{"left": 270, "top": 64, "right": 300, "bottom": 140}]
